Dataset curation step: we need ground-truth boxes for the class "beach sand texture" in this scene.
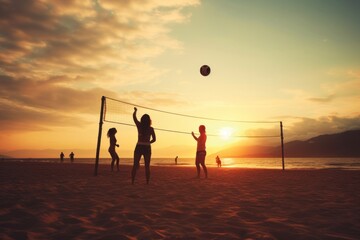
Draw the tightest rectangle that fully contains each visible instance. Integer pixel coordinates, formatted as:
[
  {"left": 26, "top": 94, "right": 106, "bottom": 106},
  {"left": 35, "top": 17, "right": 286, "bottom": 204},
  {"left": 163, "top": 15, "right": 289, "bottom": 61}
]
[{"left": 1, "top": 162, "right": 359, "bottom": 240}]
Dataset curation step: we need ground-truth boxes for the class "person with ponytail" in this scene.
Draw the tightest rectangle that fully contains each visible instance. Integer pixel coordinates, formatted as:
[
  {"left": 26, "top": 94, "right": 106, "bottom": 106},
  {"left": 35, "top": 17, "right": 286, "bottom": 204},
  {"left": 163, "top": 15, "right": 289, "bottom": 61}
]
[{"left": 107, "top": 127, "right": 120, "bottom": 171}]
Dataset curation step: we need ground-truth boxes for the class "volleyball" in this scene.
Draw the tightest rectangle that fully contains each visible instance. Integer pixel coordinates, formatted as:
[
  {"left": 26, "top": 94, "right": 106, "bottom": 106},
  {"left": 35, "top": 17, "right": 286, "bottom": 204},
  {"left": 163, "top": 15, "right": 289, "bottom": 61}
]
[{"left": 200, "top": 65, "right": 211, "bottom": 76}]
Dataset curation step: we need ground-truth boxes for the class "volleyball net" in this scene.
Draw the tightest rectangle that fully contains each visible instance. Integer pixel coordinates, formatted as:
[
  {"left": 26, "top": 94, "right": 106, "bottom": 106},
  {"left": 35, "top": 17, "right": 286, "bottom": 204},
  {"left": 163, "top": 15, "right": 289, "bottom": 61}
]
[{"left": 94, "top": 96, "right": 285, "bottom": 175}]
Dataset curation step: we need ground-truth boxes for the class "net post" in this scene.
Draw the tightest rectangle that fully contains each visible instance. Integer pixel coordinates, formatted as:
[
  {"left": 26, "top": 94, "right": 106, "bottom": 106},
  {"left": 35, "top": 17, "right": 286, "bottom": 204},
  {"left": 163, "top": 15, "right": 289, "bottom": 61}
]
[
  {"left": 280, "top": 121, "right": 285, "bottom": 170},
  {"left": 94, "top": 96, "right": 106, "bottom": 176}
]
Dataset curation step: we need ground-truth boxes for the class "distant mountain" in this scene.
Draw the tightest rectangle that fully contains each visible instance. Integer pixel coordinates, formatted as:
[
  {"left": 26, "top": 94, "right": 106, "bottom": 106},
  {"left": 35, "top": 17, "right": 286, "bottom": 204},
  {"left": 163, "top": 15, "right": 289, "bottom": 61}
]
[
  {"left": 279, "top": 130, "right": 360, "bottom": 157},
  {"left": 211, "top": 130, "right": 360, "bottom": 158}
]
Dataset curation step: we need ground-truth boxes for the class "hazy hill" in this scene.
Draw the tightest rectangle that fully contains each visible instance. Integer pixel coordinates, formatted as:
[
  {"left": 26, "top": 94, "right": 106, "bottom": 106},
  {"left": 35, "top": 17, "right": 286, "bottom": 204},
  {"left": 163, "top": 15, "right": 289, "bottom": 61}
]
[
  {"left": 279, "top": 130, "right": 360, "bottom": 157},
  {"left": 211, "top": 130, "right": 360, "bottom": 158}
]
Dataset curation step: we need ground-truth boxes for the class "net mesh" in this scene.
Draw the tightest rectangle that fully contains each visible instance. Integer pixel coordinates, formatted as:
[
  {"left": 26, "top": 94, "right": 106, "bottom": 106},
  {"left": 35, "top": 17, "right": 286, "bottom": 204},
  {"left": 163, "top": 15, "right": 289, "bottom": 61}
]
[
  {"left": 103, "top": 97, "right": 280, "bottom": 139},
  {"left": 94, "top": 96, "right": 285, "bottom": 176}
]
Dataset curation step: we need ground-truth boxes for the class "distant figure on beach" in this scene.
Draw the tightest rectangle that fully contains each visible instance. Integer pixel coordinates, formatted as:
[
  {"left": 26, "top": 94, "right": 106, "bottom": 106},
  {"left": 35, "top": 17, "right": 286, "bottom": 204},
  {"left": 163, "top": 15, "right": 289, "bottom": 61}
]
[
  {"left": 69, "top": 152, "right": 74, "bottom": 163},
  {"left": 175, "top": 156, "right": 178, "bottom": 165},
  {"left": 107, "top": 127, "right": 120, "bottom": 171},
  {"left": 216, "top": 155, "right": 222, "bottom": 167},
  {"left": 192, "top": 125, "right": 208, "bottom": 178},
  {"left": 60, "top": 152, "right": 65, "bottom": 162},
  {"left": 132, "top": 107, "right": 156, "bottom": 184}
]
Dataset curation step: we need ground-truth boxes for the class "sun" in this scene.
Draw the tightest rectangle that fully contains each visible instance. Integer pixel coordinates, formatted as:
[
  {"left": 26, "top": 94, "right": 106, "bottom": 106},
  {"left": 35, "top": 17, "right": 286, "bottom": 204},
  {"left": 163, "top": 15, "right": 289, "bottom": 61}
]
[{"left": 219, "top": 127, "right": 233, "bottom": 140}]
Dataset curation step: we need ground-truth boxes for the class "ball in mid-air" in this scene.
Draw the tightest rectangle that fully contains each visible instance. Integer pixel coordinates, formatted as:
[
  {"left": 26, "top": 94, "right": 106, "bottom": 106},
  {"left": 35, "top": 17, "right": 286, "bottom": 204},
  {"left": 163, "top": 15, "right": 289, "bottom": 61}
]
[{"left": 200, "top": 65, "right": 211, "bottom": 76}]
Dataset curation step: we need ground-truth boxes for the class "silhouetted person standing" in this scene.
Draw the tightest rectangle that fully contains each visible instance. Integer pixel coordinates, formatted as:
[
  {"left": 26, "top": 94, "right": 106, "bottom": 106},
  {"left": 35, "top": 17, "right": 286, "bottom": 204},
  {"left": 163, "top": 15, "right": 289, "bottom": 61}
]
[
  {"left": 192, "top": 125, "right": 208, "bottom": 178},
  {"left": 107, "top": 127, "right": 120, "bottom": 171},
  {"left": 175, "top": 156, "right": 178, "bottom": 165},
  {"left": 216, "top": 155, "right": 222, "bottom": 167},
  {"left": 69, "top": 152, "right": 74, "bottom": 163},
  {"left": 60, "top": 152, "right": 65, "bottom": 163},
  {"left": 132, "top": 107, "right": 156, "bottom": 184}
]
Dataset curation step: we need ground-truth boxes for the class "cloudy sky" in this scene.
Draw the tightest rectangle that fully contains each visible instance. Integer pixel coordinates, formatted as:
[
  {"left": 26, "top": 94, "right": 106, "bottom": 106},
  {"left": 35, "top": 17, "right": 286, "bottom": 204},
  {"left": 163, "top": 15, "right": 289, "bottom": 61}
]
[{"left": 1, "top": 0, "right": 360, "bottom": 158}]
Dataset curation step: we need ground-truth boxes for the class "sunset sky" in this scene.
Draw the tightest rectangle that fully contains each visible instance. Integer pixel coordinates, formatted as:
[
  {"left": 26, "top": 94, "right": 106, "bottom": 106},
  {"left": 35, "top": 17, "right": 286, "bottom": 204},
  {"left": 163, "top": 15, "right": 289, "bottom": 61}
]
[{"left": 1, "top": 0, "right": 360, "bottom": 158}]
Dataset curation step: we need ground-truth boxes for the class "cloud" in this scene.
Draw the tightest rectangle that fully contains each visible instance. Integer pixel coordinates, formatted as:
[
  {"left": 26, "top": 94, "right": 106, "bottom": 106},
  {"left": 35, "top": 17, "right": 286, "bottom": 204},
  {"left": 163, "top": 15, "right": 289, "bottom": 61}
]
[
  {"left": 0, "top": 0, "right": 199, "bottom": 81},
  {"left": 284, "top": 115, "right": 360, "bottom": 141},
  {"left": 0, "top": 74, "right": 189, "bottom": 132},
  {"left": 242, "top": 115, "right": 360, "bottom": 145},
  {"left": 0, "top": 98, "right": 88, "bottom": 132},
  {"left": 318, "top": 69, "right": 360, "bottom": 100},
  {"left": 307, "top": 94, "right": 336, "bottom": 103},
  {"left": 280, "top": 68, "right": 360, "bottom": 121},
  {"left": 0, "top": 75, "right": 114, "bottom": 113},
  {"left": 0, "top": 0, "right": 199, "bottom": 133}
]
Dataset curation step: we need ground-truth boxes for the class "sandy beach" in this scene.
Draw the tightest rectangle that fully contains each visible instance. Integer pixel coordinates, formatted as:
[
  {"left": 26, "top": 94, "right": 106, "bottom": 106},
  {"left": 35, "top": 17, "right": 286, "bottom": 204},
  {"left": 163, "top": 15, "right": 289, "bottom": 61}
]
[{"left": 0, "top": 162, "right": 359, "bottom": 240}]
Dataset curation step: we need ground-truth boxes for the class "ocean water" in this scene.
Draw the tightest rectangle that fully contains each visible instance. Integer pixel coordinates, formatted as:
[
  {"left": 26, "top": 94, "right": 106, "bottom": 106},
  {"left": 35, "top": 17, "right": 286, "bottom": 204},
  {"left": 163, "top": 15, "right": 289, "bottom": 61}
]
[{"left": 3, "top": 157, "right": 360, "bottom": 170}]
